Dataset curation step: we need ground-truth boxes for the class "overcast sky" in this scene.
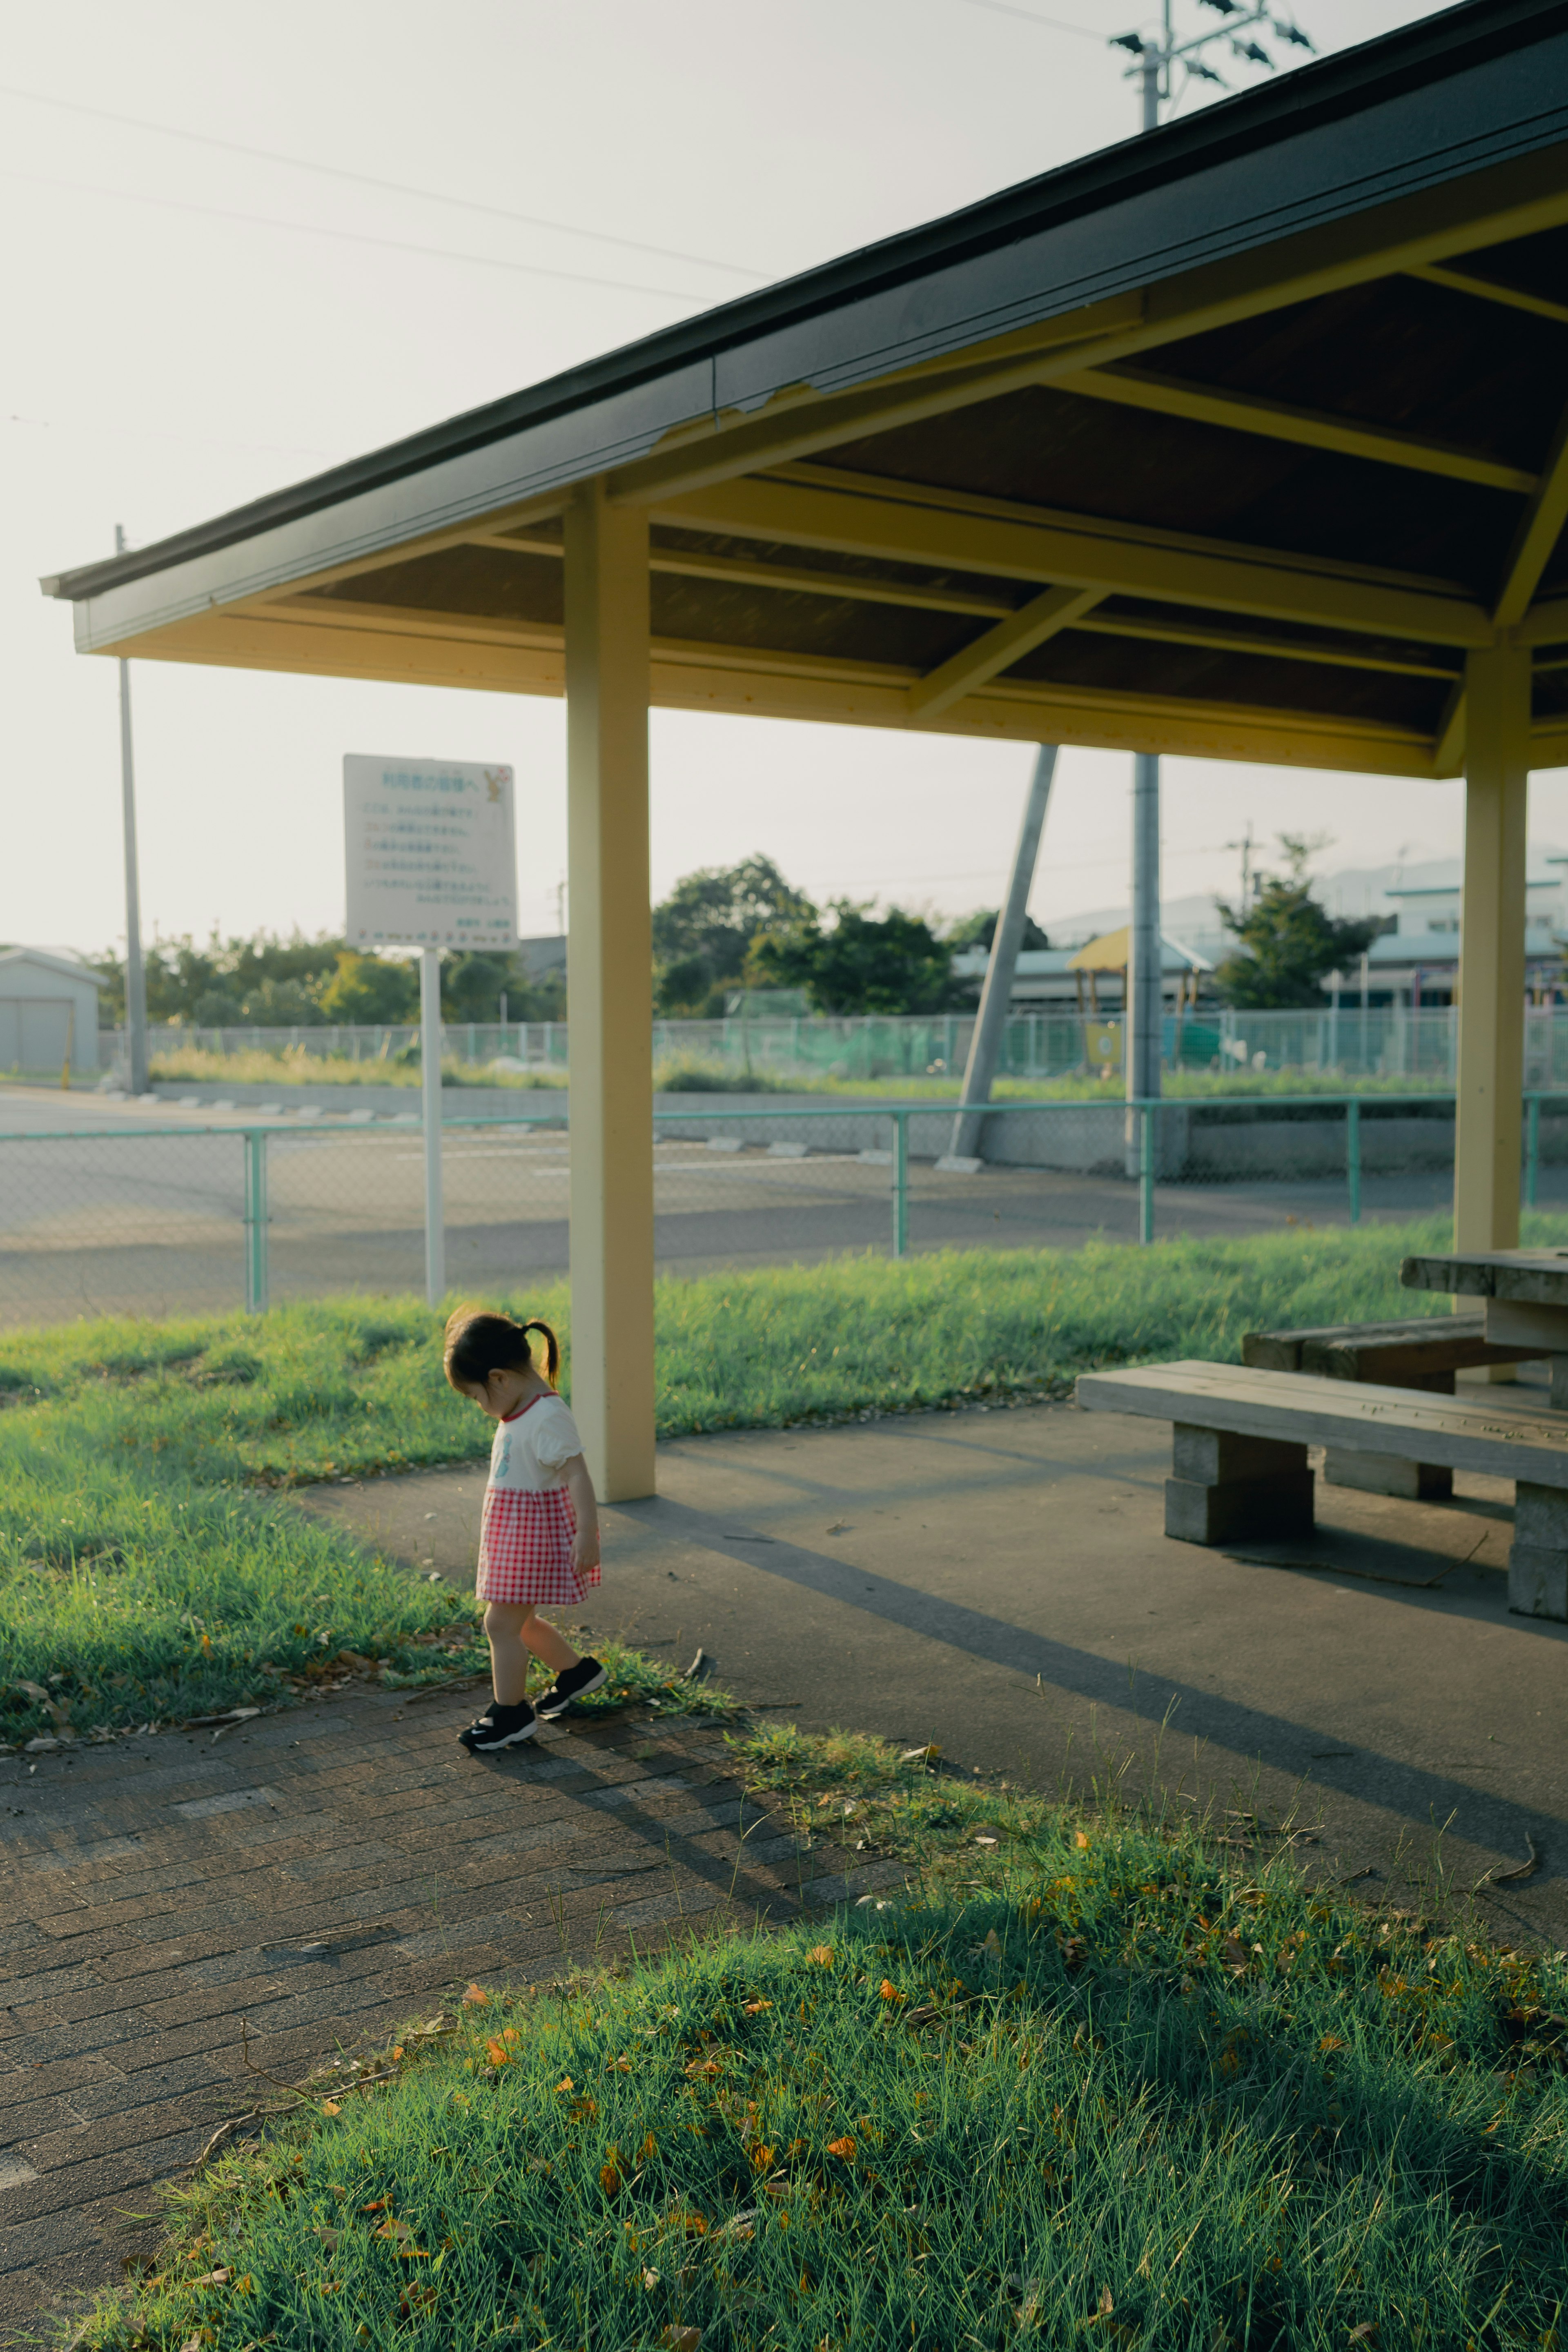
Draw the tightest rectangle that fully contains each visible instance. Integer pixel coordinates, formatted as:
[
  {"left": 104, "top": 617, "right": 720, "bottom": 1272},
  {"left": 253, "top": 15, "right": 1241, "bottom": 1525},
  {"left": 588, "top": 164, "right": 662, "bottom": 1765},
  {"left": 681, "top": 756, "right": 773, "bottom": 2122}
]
[{"left": 7, "top": 0, "right": 1556, "bottom": 958}]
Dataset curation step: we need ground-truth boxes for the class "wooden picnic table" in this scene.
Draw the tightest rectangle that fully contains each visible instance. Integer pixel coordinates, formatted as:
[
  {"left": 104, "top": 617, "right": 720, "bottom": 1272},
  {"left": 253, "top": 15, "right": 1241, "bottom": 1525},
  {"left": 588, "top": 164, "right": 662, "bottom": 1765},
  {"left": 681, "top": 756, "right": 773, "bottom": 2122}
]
[{"left": 1401, "top": 1247, "right": 1568, "bottom": 1407}]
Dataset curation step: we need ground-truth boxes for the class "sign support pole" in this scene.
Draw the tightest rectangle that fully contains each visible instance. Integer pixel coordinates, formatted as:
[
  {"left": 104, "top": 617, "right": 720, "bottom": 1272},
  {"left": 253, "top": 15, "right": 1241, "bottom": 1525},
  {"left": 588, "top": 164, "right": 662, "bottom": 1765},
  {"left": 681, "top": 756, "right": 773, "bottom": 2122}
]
[
  {"left": 116, "top": 525, "right": 149, "bottom": 1096},
  {"left": 421, "top": 947, "right": 445, "bottom": 1307}
]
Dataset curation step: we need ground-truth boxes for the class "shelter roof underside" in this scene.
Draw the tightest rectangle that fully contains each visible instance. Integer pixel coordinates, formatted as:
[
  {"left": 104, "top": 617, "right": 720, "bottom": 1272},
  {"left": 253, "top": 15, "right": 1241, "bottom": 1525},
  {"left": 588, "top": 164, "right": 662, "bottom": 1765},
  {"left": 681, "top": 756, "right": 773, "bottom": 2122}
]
[{"left": 46, "top": 7, "right": 1568, "bottom": 779}]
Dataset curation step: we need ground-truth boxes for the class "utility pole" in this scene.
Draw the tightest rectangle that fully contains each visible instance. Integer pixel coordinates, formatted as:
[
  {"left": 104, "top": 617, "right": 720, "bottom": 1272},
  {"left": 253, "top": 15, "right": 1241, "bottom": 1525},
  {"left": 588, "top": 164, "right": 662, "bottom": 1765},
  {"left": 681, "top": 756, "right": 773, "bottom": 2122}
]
[
  {"left": 1225, "top": 819, "right": 1256, "bottom": 916},
  {"left": 1110, "top": 0, "right": 1314, "bottom": 1133},
  {"left": 115, "top": 524, "right": 149, "bottom": 1095}
]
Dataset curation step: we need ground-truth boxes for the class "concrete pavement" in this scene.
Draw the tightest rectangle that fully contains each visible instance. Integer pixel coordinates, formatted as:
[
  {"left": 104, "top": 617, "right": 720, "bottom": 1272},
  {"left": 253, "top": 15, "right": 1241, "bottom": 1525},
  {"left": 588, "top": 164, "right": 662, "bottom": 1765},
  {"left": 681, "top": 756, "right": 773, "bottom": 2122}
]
[{"left": 307, "top": 1392, "right": 1568, "bottom": 1951}]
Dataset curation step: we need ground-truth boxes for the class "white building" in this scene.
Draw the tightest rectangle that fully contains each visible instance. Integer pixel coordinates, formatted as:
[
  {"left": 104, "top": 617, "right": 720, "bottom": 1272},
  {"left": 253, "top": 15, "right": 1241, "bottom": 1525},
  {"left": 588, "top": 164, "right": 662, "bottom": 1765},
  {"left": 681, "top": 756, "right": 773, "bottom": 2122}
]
[
  {"left": 998, "top": 848, "right": 1568, "bottom": 1012},
  {"left": 0, "top": 949, "right": 102, "bottom": 1074}
]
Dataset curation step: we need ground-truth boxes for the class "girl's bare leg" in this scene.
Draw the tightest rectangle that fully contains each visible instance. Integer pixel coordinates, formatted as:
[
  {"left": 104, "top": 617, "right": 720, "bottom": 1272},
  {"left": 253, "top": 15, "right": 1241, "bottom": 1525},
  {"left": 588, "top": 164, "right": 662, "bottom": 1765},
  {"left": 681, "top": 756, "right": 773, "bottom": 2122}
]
[
  {"left": 519, "top": 1609, "right": 578, "bottom": 1675},
  {"left": 481, "top": 1604, "right": 580, "bottom": 1705},
  {"left": 482, "top": 1602, "right": 535, "bottom": 1706}
]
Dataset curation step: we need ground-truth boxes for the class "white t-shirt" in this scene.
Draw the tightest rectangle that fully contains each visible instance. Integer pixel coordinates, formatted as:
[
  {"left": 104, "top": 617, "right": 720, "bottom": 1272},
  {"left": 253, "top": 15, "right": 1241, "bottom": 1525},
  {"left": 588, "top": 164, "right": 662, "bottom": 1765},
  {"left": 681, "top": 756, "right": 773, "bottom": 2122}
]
[{"left": 488, "top": 1394, "right": 584, "bottom": 1494}]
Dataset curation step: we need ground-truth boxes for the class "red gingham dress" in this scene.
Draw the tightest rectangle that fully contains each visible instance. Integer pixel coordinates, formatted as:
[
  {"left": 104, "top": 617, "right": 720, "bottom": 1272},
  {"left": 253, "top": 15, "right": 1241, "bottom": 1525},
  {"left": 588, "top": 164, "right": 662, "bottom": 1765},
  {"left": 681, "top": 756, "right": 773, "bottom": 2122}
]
[{"left": 475, "top": 1393, "right": 597, "bottom": 1607}]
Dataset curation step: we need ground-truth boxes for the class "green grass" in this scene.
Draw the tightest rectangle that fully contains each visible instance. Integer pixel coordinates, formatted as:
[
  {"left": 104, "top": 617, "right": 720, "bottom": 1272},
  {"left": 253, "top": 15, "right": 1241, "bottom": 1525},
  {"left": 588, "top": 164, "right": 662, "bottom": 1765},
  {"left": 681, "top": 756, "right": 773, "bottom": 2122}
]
[
  {"left": 7, "top": 1212, "right": 1537, "bottom": 1477},
  {"left": 72, "top": 1735, "right": 1568, "bottom": 2351},
  {"left": 0, "top": 1296, "right": 724, "bottom": 1747},
  {"left": 145, "top": 1044, "right": 569, "bottom": 1089},
  {"left": 133, "top": 1041, "right": 1467, "bottom": 1102}
]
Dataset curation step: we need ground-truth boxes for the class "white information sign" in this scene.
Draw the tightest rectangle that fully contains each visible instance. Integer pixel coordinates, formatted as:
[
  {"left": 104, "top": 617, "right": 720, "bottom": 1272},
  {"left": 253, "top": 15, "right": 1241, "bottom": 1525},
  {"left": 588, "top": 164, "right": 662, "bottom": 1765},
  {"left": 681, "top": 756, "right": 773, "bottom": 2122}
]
[{"left": 343, "top": 754, "right": 518, "bottom": 948}]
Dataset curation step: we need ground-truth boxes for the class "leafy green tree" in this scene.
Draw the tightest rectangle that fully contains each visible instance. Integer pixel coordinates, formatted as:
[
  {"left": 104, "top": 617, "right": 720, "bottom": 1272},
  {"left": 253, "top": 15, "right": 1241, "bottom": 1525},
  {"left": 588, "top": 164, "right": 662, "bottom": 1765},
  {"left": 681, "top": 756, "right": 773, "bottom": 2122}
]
[
  {"left": 94, "top": 928, "right": 346, "bottom": 1025},
  {"left": 946, "top": 907, "right": 1050, "bottom": 953},
  {"left": 1214, "top": 836, "right": 1379, "bottom": 1009},
  {"left": 746, "top": 902, "right": 956, "bottom": 1016},
  {"left": 652, "top": 855, "right": 815, "bottom": 1016},
  {"left": 316, "top": 951, "right": 420, "bottom": 1025}
]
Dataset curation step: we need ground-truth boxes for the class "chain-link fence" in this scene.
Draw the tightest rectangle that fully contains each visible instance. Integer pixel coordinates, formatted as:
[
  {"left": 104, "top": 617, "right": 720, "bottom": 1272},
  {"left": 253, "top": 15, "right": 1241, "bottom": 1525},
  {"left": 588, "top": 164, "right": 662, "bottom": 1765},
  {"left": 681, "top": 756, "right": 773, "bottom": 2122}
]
[
  {"left": 100, "top": 1007, "right": 1568, "bottom": 1088},
  {"left": 5, "top": 1094, "right": 1568, "bottom": 1327}
]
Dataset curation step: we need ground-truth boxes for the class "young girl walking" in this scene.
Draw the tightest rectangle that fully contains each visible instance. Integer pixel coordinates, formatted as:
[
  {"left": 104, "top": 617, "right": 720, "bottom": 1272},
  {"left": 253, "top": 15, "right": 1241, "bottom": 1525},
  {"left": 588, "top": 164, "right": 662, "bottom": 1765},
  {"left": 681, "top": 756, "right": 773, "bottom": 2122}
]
[{"left": 444, "top": 1307, "right": 606, "bottom": 1753}]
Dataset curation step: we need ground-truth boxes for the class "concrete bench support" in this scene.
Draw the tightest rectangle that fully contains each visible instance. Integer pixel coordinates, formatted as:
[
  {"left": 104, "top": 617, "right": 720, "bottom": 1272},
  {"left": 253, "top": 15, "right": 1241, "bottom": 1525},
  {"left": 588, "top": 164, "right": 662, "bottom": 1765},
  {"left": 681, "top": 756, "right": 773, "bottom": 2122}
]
[
  {"left": 1511, "top": 1482, "right": 1568, "bottom": 1619},
  {"left": 1242, "top": 1316, "right": 1541, "bottom": 1502},
  {"left": 1078, "top": 1360, "right": 1568, "bottom": 1622},
  {"left": 1323, "top": 1442, "right": 1452, "bottom": 1501},
  {"left": 1166, "top": 1423, "right": 1314, "bottom": 1545}
]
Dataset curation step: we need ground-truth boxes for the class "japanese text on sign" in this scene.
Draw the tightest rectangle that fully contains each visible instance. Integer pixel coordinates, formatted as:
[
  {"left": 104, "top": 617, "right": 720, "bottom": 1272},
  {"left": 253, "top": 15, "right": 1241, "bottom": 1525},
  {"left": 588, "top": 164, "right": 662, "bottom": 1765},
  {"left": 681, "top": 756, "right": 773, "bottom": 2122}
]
[{"left": 343, "top": 755, "right": 519, "bottom": 947}]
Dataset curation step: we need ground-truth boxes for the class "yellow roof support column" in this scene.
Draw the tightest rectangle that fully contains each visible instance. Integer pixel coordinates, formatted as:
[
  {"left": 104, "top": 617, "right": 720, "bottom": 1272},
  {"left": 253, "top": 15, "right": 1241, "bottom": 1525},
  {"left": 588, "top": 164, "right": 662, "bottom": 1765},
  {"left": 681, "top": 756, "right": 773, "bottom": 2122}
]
[
  {"left": 1454, "top": 642, "right": 1530, "bottom": 1256},
  {"left": 564, "top": 481, "right": 656, "bottom": 1501}
]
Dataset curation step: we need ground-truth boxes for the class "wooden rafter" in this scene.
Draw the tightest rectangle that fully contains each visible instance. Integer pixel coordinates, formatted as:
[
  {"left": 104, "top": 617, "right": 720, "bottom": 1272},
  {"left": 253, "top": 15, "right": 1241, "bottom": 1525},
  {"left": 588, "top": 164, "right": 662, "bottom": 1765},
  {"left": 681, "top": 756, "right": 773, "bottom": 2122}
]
[
  {"left": 1052, "top": 363, "right": 1538, "bottom": 495},
  {"left": 467, "top": 530, "right": 1020, "bottom": 621},
  {"left": 1407, "top": 263, "right": 1568, "bottom": 329},
  {"left": 1070, "top": 611, "right": 1456, "bottom": 681},
  {"left": 657, "top": 471, "right": 1492, "bottom": 648},
  {"left": 908, "top": 586, "right": 1102, "bottom": 722},
  {"left": 1434, "top": 678, "right": 1467, "bottom": 776},
  {"left": 1492, "top": 397, "right": 1568, "bottom": 628}
]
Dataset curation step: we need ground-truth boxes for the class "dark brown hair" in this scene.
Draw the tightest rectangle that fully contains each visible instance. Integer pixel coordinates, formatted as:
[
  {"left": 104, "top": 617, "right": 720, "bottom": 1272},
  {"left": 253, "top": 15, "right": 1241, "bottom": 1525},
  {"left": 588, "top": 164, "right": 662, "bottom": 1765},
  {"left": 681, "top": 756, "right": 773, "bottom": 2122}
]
[{"left": 443, "top": 1307, "right": 560, "bottom": 1392}]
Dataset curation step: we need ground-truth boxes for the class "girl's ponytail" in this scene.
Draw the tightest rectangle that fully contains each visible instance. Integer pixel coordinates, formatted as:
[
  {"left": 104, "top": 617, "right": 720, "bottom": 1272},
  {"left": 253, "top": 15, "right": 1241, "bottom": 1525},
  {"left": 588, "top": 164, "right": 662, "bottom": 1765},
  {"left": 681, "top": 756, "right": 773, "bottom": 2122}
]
[
  {"left": 521, "top": 1318, "right": 560, "bottom": 1385},
  {"left": 444, "top": 1307, "right": 561, "bottom": 1391}
]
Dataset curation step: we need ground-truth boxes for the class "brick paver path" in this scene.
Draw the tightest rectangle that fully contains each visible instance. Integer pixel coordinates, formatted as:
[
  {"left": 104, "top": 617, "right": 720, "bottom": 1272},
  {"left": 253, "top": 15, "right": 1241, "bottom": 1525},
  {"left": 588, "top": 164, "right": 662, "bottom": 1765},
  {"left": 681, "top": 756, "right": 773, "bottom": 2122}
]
[{"left": 0, "top": 1686, "right": 894, "bottom": 2345}]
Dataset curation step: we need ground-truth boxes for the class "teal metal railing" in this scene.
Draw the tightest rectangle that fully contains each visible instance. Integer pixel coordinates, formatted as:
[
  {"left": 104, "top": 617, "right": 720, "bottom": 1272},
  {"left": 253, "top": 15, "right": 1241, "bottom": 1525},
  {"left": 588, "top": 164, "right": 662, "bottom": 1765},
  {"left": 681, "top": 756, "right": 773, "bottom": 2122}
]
[{"left": 5, "top": 1091, "right": 1566, "bottom": 1314}]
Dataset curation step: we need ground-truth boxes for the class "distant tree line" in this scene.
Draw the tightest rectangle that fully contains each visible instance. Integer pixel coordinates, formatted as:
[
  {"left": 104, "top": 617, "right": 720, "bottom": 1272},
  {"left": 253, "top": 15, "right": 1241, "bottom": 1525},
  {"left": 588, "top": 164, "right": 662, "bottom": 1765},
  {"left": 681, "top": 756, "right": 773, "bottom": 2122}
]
[
  {"left": 89, "top": 932, "right": 566, "bottom": 1029},
  {"left": 90, "top": 837, "right": 1363, "bottom": 1031}
]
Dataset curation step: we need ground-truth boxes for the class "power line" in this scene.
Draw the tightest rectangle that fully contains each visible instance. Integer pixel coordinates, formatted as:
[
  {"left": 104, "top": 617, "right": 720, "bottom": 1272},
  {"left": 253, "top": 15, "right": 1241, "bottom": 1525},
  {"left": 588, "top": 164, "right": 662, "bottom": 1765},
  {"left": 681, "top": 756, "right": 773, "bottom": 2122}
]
[
  {"left": 957, "top": 0, "right": 1105, "bottom": 38},
  {"left": 0, "top": 80, "right": 767, "bottom": 283},
  {"left": 0, "top": 165, "right": 716, "bottom": 303}
]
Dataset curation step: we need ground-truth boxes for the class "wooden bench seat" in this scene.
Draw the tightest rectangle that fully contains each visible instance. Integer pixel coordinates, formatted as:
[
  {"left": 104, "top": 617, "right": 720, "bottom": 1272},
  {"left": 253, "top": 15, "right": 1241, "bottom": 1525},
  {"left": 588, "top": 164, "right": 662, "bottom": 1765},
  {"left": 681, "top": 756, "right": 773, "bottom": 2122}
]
[
  {"left": 1075, "top": 1360, "right": 1568, "bottom": 1621},
  {"left": 1240, "top": 1314, "right": 1541, "bottom": 1501}
]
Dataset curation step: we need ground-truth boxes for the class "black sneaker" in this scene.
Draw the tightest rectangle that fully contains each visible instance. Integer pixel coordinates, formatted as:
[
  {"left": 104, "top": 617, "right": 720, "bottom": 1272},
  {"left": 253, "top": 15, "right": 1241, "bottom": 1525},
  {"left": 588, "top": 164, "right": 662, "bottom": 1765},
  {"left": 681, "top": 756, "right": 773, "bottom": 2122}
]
[
  {"left": 458, "top": 1700, "right": 538, "bottom": 1753},
  {"left": 534, "top": 1659, "right": 608, "bottom": 1719}
]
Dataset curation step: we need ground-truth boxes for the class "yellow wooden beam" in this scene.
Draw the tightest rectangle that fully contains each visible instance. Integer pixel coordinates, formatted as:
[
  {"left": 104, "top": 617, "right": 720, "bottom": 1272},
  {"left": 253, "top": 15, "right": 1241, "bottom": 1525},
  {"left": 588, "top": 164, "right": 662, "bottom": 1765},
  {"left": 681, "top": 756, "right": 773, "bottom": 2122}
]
[
  {"left": 650, "top": 657, "right": 1435, "bottom": 771},
  {"left": 1434, "top": 679, "right": 1467, "bottom": 778},
  {"left": 1512, "top": 596, "right": 1568, "bottom": 647},
  {"left": 101, "top": 594, "right": 1437, "bottom": 773},
  {"left": 563, "top": 482, "right": 656, "bottom": 1503},
  {"left": 1408, "top": 263, "right": 1568, "bottom": 329},
  {"left": 648, "top": 546, "right": 1008, "bottom": 618},
  {"left": 259, "top": 593, "right": 562, "bottom": 650},
  {"left": 99, "top": 608, "right": 567, "bottom": 693},
  {"left": 908, "top": 586, "right": 1101, "bottom": 722},
  {"left": 1492, "top": 398, "right": 1568, "bottom": 628},
  {"left": 1454, "top": 642, "right": 1530, "bottom": 1254},
  {"left": 657, "top": 472, "right": 1493, "bottom": 648},
  {"left": 1053, "top": 363, "right": 1537, "bottom": 495},
  {"left": 285, "top": 547, "right": 1466, "bottom": 683},
  {"left": 1072, "top": 609, "right": 1457, "bottom": 681},
  {"left": 470, "top": 530, "right": 1020, "bottom": 620}
]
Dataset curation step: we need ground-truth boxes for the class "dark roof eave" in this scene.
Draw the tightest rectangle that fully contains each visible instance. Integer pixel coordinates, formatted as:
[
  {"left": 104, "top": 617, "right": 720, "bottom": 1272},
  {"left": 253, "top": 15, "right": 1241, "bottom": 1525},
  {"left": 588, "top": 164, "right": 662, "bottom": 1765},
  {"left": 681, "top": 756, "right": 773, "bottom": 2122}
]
[{"left": 42, "top": 0, "right": 1568, "bottom": 606}]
